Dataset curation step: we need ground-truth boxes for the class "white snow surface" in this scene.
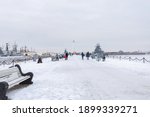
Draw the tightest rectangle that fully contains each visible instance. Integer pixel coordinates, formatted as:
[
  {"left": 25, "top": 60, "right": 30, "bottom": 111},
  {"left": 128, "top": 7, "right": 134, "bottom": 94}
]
[{"left": 1, "top": 55, "right": 150, "bottom": 100}]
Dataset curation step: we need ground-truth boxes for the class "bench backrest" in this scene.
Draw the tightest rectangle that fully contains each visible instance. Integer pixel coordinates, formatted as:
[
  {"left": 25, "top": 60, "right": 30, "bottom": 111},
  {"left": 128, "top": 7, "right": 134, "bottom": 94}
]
[{"left": 0, "top": 67, "right": 21, "bottom": 83}]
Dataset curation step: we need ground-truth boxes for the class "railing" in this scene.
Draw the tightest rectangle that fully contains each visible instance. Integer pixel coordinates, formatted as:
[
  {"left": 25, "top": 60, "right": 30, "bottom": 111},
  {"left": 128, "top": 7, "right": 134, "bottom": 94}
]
[
  {"left": 0, "top": 55, "right": 51, "bottom": 66},
  {"left": 0, "top": 57, "right": 32, "bottom": 66},
  {"left": 108, "top": 55, "right": 150, "bottom": 63}
]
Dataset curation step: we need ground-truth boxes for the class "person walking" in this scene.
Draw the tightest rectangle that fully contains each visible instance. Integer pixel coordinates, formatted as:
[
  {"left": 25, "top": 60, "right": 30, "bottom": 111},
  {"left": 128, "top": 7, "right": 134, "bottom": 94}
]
[
  {"left": 86, "top": 52, "right": 90, "bottom": 60},
  {"left": 81, "top": 52, "right": 85, "bottom": 60},
  {"left": 66, "top": 52, "right": 68, "bottom": 60},
  {"left": 64, "top": 52, "right": 69, "bottom": 60},
  {"left": 102, "top": 55, "right": 106, "bottom": 61}
]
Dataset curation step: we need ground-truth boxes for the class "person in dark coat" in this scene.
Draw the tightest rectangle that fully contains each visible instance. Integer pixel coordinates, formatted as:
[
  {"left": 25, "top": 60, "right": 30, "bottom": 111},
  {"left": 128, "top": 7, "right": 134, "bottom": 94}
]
[
  {"left": 37, "top": 56, "right": 42, "bottom": 63},
  {"left": 86, "top": 52, "right": 90, "bottom": 60},
  {"left": 64, "top": 52, "right": 69, "bottom": 60},
  {"left": 81, "top": 52, "right": 85, "bottom": 60},
  {"left": 102, "top": 55, "right": 106, "bottom": 61},
  {"left": 56, "top": 54, "right": 59, "bottom": 61}
]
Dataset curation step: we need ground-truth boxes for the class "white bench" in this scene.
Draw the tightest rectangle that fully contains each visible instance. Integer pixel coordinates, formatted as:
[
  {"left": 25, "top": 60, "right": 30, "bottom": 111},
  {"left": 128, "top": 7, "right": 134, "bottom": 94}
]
[{"left": 0, "top": 64, "right": 33, "bottom": 100}]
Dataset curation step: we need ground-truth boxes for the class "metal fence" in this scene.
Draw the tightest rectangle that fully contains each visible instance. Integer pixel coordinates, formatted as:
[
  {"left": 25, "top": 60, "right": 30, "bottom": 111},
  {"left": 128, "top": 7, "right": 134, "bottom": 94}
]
[
  {"left": 0, "top": 55, "right": 51, "bottom": 66},
  {"left": 108, "top": 55, "right": 150, "bottom": 63},
  {"left": 0, "top": 57, "right": 33, "bottom": 66}
]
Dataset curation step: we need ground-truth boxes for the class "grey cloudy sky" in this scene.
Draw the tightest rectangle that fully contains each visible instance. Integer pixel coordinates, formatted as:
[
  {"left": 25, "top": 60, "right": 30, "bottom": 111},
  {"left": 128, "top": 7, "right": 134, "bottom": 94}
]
[{"left": 0, "top": 0, "right": 150, "bottom": 52}]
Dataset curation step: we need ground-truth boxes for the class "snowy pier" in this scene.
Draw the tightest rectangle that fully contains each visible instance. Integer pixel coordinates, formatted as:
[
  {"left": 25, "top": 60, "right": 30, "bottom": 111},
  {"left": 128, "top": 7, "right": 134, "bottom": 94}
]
[{"left": 2, "top": 55, "right": 150, "bottom": 100}]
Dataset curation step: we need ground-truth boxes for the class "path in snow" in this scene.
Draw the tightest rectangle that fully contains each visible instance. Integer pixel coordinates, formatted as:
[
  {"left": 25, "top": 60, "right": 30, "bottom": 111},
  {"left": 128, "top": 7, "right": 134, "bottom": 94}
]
[{"left": 6, "top": 55, "right": 150, "bottom": 100}]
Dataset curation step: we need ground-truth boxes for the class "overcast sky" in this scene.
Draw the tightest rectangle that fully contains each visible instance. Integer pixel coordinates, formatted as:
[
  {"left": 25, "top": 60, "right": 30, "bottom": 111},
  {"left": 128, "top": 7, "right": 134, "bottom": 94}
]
[{"left": 0, "top": 0, "right": 150, "bottom": 52}]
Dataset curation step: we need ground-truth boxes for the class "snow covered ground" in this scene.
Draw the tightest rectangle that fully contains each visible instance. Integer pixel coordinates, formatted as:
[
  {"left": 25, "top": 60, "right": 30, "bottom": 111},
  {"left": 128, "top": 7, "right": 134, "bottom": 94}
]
[{"left": 1, "top": 55, "right": 150, "bottom": 100}]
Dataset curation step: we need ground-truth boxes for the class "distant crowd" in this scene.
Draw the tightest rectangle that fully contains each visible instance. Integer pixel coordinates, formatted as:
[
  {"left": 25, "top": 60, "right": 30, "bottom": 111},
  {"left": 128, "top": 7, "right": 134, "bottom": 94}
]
[
  {"left": 36, "top": 51, "right": 106, "bottom": 64},
  {"left": 81, "top": 52, "right": 106, "bottom": 61}
]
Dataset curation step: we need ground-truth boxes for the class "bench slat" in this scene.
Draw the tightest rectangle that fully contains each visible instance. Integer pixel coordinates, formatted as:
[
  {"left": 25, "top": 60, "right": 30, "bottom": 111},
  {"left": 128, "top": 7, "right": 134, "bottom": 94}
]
[{"left": 8, "top": 76, "right": 30, "bottom": 88}]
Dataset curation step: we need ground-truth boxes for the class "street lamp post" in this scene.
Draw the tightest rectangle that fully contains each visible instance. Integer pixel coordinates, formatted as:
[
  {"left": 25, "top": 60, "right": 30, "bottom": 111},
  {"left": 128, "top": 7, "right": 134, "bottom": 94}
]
[{"left": 72, "top": 40, "right": 75, "bottom": 54}]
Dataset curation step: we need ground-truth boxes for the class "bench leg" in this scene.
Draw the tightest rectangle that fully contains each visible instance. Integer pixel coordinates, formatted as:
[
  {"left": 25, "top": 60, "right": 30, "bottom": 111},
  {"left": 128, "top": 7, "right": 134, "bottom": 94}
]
[
  {"left": 0, "top": 82, "right": 8, "bottom": 100},
  {"left": 20, "top": 72, "right": 33, "bottom": 84}
]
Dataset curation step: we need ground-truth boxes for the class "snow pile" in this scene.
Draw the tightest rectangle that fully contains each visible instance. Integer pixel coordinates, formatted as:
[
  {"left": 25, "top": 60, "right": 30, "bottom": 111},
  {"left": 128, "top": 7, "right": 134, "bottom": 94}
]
[{"left": 1, "top": 55, "right": 150, "bottom": 100}]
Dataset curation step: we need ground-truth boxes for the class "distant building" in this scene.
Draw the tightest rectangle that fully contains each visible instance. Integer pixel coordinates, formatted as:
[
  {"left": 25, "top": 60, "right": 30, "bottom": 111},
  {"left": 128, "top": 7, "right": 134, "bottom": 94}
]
[
  {"left": 147, "top": 52, "right": 150, "bottom": 54},
  {"left": 10, "top": 43, "right": 19, "bottom": 56},
  {"left": 0, "top": 43, "right": 30, "bottom": 56},
  {"left": 0, "top": 47, "right": 3, "bottom": 56}
]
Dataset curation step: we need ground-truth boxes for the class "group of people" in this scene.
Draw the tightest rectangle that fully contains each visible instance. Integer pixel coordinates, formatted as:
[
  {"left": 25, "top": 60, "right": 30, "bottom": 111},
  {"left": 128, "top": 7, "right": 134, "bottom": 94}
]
[
  {"left": 36, "top": 51, "right": 106, "bottom": 64},
  {"left": 81, "top": 52, "right": 106, "bottom": 61},
  {"left": 37, "top": 52, "right": 69, "bottom": 64},
  {"left": 81, "top": 52, "right": 90, "bottom": 60}
]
